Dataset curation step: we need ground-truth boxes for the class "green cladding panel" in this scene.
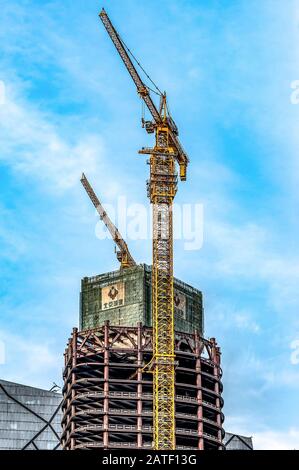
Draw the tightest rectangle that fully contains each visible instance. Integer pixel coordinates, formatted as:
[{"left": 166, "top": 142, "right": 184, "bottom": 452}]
[{"left": 80, "top": 264, "right": 203, "bottom": 335}]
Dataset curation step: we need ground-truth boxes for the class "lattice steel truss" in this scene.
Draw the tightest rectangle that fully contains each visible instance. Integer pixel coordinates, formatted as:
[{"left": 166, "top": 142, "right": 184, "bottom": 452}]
[{"left": 145, "top": 124, "right": 178, "bottom": 449}]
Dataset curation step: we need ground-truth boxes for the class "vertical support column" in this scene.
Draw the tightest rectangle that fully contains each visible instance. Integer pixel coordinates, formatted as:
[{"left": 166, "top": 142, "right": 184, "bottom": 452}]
[
  {"left": 195, "top": 331, "right": 204, "bottom": 450},
  {"left": 103, "top": 321, "right": 110, "bottom": 448},
  {"left": 61, "top": 352, "right": 66, "bottom": 449},
  {"left": 62, "top": 343, "right": 70, "bottom": 449},
  {"left": 137, "top": 322, "right": 143, "bottom": 448},
  {"left": 70, "top": 328, "right": 77, "bottom": 450},
  {"left": 210, "top": 338, "right": 222, "bottom": 448}
]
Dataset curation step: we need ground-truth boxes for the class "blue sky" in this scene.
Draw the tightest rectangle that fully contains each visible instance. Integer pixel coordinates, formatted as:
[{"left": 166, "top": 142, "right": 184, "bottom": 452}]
[{"left": 1, "top": 0, "right": 299, "bottom": 449}]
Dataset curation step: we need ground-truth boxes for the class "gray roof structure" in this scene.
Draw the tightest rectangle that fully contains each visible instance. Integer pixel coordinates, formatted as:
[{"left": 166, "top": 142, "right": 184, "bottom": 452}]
[
  {"left": 224, "top": 432, "right": 254, "bottom": 450},
  {"left": 0, "top": 379, "right": 62, "bottom": 450}
]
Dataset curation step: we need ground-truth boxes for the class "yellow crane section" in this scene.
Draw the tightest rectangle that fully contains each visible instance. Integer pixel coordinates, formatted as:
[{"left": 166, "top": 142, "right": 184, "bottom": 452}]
[
  {"left": 99, "top": 8, "right": 189, "bottom": 449},
  {"left": 81, "top": 173, "right": 136, "bottom": 269}
]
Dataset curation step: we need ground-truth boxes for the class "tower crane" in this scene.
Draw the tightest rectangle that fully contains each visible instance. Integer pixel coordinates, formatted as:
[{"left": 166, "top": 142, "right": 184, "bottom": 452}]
[
  {"left": 99, "top": 8, "right": 189, "bottom": 450},
  {"left": 81, "top": 173, "right": 136, "bottom": 269}
]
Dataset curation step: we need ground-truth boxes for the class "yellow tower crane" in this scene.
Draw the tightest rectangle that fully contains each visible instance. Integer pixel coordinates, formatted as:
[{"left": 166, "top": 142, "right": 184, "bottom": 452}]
[
  {"left": 81, "top": 173, "right": 136, "bottom": 269},
  {"left": 99, "top": 8, "right": 189, "bottom": 450}
]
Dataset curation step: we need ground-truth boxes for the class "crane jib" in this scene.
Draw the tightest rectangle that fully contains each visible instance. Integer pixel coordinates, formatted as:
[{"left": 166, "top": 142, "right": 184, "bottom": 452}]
[
  {"left": 81, "top": 173, "right": 136, "bottom": 269},
  {"left": 99, "top": 9, "right": 161, "bottom": 124},
  {"left": 99, "top": 8, "right": 189, "bottom": 174}
]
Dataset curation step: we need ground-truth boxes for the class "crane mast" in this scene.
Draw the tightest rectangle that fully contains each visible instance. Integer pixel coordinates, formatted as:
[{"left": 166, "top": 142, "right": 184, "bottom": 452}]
[
  {"left": 81, "top": 173, "right": 136, "bottom": 269},
  {"left": 148, "top": 119, "right": 177, "bottom": 450},
  {"left": 99, "top": 8, "right": 189, "bottom": 449}
]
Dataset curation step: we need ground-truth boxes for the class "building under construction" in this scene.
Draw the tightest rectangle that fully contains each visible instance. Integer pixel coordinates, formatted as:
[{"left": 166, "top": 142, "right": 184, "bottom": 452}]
[
  {"left": 0, "top": 8, "right": 256, "bottom": 452},
  {"left": 61, "top": 267, "right": 224, "bottom": 450},
  {"left": 62, "top": 8, "right": 224, "bottom": 451}
]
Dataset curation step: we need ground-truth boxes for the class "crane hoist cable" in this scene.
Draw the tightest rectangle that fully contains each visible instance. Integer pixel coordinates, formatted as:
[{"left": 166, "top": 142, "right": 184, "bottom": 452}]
[{"left": 115, "top": 31, "right": 162, "bottom": 96}]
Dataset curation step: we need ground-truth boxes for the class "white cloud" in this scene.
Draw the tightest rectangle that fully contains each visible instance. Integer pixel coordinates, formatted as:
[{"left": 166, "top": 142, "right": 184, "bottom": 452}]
[
  {"left": 0, "top": 204, "right": 28, "bottom": 262},
  {"left": 0, "top": 80, "right": 104, "bottom": 192},
  {"left": 225, "top": 414, "right": 299, "bottom": 450},
  {"left": 0, "top": 328, "right": 61, "bottom": 389},
  {"left": 253, "top": 428, "right": 299, "bottom": 450},
  {"left": 234, "top": 312, "right": 260, "bottom": 334},
  {"left": 262, "top": 368, "right": 299, "bottom": 390},
  {"left": 202, "top": 216, "right": 299, "bottom": 320}
]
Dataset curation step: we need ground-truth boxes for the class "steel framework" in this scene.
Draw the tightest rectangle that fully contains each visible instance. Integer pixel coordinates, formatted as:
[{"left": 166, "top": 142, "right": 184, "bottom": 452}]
[{"left": 61, "top": 323, "right": 224, "bottom": 450}]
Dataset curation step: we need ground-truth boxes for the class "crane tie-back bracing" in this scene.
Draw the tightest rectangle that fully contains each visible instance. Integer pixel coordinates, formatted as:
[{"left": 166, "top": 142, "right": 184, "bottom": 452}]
[{"left": 99, "top": 8, "right": 189, "bottom": 449}]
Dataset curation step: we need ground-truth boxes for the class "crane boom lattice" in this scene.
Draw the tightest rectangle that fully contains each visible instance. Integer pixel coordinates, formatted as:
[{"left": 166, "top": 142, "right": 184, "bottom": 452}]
[
  {"left": 81, "top": 173, "right": 136, "bottom": 269},
  {"left": 151, "top": 150, "right": 177, "bottom": 449}
]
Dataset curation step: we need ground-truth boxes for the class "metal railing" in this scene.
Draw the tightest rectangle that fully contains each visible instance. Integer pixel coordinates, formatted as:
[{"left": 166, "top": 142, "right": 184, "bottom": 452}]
[
  {"left": 74, "top": 423, "right": 201, "bottom": 436},
  {"left": 73, "top": 390, "right": 222, "bottom": 408}
]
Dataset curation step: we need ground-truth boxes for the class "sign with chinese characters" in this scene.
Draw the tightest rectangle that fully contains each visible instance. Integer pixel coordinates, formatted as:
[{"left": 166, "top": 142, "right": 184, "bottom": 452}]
[
  {"left": 102, "top": 282, "right": 125, "bottom": 310},
  {"left": 174, "top": 291, "right": 186, "bottom": 319}
]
